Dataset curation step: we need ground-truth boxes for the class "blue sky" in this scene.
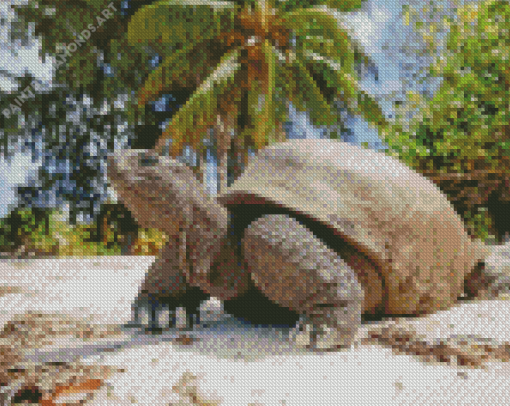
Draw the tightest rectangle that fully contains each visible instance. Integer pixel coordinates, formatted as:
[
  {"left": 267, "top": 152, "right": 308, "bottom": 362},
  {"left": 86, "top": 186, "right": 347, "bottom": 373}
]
[{"left": 0, "top": 0, "right": 480, "bottom": 218}]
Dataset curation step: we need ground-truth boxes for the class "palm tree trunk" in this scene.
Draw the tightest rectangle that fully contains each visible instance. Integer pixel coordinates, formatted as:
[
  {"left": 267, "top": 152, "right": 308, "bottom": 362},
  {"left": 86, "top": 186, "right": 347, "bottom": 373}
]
[
  {"left": 215, "top": 113, "right": 234, "bottom": 194},
  {"left": 232, "top": 135, "right": 245, "bottom": 183},
  {"left": 193, "top": 147, "right": 205, "bottom": 184},
  {"left": 217, "top": 148, "right": 228, "bottom": 195},
  {"left": 280, "top": 99, "right": 290, "bottom": 142},
  {"left": 276, "top": 120, "right": 286, "bottom": 143}
]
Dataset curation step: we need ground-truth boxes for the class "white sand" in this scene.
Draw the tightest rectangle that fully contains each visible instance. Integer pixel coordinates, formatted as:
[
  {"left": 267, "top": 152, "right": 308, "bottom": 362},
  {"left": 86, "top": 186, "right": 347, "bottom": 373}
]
[{"left": 1, "top": 256, "right": 510, "bottom": 405}]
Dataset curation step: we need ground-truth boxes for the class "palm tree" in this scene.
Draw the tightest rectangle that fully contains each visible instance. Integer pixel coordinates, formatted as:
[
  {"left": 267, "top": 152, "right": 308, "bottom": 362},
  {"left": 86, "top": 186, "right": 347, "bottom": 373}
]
[{"left": 126, "top": 0, "right": 393, "bottom": 193}]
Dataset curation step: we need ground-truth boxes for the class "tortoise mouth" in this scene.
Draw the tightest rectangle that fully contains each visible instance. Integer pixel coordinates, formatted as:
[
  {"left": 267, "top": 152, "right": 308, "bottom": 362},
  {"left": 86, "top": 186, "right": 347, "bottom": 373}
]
[{"left": 106, "top": 154, "right": 122, "bottom": 184}]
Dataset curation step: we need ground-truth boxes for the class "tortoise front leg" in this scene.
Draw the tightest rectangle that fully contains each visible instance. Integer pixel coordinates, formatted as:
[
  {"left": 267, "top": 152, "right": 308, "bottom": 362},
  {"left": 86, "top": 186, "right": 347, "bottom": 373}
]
[
  {"left": 131, "top": 225, "right": 250, "bottom": 332},
  {"left": 129, "top": 235, "right": 209, "bottom": 332},
  {"left": 242, "top": 214, "right": 364, "bottom": 351}
]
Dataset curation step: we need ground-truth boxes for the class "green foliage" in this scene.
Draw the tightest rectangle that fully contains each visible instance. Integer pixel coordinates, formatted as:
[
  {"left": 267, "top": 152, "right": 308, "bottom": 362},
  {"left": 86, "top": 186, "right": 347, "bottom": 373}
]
[
  {"left": 0, "top": 208, "right": 54, "bottom": 255},
  {"left": 1, "top": 208, "right": 41, "bottom": 238},
  {"left": 275, "top": 0, "right": 364, "bottom": 14},
  {"left": 106, "top": 32, "right": 151, "bottom": 93},
  {"left": 61, "top": 45, "right": 98, "bottom": 89},
  {"left": 303, "top": 51, "right": 390, "bottom": 130},
  {"left": 383, "top": 0, "right": 510, "bottom": 241},
  {"left": 14, "top": 0, "right": 122, "bottom": 90},
  {"left": 278, "top": 7, "right": 374, "bottom": 97},
  {"left": 126, "top": 0, "right": 382, "bottom": 161},
  {"left": 15, "top": 0, "right": 382, "bottom": 196},
  {"left": 385, "top": 0, "right": 510, "bottom": 174},
  {"left": 127, "top": 0, "right": 237, "bottom": 53},
  {"left": 0, "top": 207, "right": 166, "bottom": 257},
  {"left": 13, "top": 0, "right": 388, "bottom": 205},
  {"left": 463, "top": 207, "right": 494, "bottom": 242},
  {"left": 158, "top": 49, "right": 242, "bottom": 153},
  {"left": 280, "top": 54, "right": 340, "bottom": 126}
]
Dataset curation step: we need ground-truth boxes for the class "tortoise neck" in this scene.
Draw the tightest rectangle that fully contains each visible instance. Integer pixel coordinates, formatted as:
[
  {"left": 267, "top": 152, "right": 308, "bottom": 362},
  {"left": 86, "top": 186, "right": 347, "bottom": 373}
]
[
  {"left": 184, "top": 194, "right": 229, "bottom": 261},
  {"left": 183, "top": 197, "right": 229, "bottom": 289}
]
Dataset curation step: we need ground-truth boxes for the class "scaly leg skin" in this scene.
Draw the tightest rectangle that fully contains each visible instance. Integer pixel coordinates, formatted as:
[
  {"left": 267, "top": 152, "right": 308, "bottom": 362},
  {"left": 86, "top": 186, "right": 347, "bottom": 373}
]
[
  {"left": 464, "top": 259, "right": 510, "bottom": 301},
  {"left": 481, "top": 243, "right": 510, "bottom": 299},
  {"left": 128, "top": 240, "right": 209, "bottom": 332},
  {"left": 242, "top": 214, "right": 364, "bottom": 351}
]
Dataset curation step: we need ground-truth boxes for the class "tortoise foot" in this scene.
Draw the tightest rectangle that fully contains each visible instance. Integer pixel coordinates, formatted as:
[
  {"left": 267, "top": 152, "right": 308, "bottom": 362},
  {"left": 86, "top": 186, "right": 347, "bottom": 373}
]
[
  {"left": 129, "top": 243, "right": 210, "bottom": 331},
  {"left": 465, "top": 257, "right": 510, "bottom": 300},
  {"left": 483, "top": 257, "right": 510, "bottom": 299},
  {"left": 290, "top": 316, "right": 314, "bottom": 347},
  {"left": 128, "top": 292, "right": 206, "bottom": 331},
  {"left": 290, "top": 313, "right": 358, "bottom": 351},
  {"left": 311, "top": 324, "right": 357, "bottom": 351},
  {"left": 482, "top": 274, "right": 510, "bottom": 300}
]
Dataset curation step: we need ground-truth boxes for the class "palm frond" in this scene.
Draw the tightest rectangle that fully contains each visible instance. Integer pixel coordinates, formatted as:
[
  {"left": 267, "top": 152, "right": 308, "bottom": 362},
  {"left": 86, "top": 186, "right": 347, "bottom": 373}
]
[
  {"left": 127, "top": 0, "right": 237, "bottom": 52},
  {"left": 301, "top": 50, "right": 390, "bottom": 132},
  {"left": 155, "top": 49, "right": 242, "bottom": 155},
  {"left": 281, "top": 50, "right": 339, "bottom": 127},
  {"left": 275, "top": 0, "right": 363, "bottom": 15},
  {"left": 276, "top": 9, "right": 360, "bottom": 75}
]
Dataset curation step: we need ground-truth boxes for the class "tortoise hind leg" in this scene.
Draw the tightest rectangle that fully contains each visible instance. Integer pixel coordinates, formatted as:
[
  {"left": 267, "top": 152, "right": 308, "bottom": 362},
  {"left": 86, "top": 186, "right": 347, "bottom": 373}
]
[{"left": 242, "top": 214, "right": 364, "bottom": 350}]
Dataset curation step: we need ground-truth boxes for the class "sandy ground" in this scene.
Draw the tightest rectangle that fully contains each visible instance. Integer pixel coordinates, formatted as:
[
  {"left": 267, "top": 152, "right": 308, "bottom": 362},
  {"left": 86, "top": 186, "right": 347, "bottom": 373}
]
[{"left": 1, "top": 255, "right": 510, "bottom": 405}]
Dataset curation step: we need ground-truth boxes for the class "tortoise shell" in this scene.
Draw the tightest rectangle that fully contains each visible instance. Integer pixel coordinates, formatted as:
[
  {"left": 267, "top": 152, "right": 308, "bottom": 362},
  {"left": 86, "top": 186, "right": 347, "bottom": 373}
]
[{"left": 218, "top": 139, "right": 487, "bottom": 316}]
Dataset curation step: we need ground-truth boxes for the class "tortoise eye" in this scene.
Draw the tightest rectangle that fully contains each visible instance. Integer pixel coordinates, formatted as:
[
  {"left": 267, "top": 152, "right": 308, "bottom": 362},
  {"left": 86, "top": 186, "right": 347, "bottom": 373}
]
[{"left": 140, "top": 154, "right": 159, "bottom": 167}]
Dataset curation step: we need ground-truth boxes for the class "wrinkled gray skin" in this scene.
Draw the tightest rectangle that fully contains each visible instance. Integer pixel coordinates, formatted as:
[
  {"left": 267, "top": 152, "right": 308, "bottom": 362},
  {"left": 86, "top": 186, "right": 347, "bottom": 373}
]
[
  {"left": 108, "top": 150, "right": 363, "bottom": 351},
  {"left": 107, "top": 150, "right": 510, "bottom": 351}
]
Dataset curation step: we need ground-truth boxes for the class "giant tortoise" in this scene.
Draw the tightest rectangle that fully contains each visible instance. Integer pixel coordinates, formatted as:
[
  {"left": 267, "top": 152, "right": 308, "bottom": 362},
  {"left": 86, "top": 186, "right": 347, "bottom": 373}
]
[{"left": 107, "top": 139, "right": 510, "bottom": 351}]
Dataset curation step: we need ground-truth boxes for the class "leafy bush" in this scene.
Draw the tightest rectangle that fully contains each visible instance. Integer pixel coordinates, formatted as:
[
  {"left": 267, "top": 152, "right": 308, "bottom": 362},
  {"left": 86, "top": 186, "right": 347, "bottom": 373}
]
[{"left": 383, "top": 0, "right": 510, "bottom": 242}]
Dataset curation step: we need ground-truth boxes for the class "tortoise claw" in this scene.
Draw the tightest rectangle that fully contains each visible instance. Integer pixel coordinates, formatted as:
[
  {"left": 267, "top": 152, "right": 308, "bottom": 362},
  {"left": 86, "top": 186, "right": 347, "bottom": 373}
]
[
  {"left": 127, "top": 295, "right": 202, "bottom": 331},
  {"left": 485, "top": 274, "right": 510, "bottom": 300},
  {"left": 465, "top": 258, "right": 510, "bottom": 300},
  {"left": 483, "top": 257, "right": 510, "bottom": 299},
  {"left": 290, "top": 315, "right": 357, "bottom": 351},
  {"left": 290, "top": 316, "right": 314, "bottom": 348},
  {"left": 311, "top": 324, "right": 357, "bottom": 351}
]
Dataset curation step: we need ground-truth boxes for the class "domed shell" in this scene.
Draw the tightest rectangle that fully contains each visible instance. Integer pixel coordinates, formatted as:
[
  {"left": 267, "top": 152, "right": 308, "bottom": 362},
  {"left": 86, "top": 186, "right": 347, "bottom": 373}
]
[{"left": 218, "top": 139, "right": 487, "bottom": 316}]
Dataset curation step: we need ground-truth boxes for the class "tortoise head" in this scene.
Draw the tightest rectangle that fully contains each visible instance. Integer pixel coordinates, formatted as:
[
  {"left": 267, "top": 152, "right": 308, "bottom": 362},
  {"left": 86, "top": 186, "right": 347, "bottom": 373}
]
[{"left": 107, "top": 149, "right": 228, "bottom": 240}]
